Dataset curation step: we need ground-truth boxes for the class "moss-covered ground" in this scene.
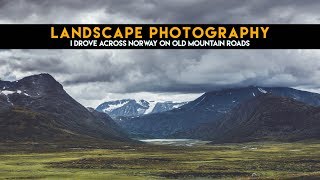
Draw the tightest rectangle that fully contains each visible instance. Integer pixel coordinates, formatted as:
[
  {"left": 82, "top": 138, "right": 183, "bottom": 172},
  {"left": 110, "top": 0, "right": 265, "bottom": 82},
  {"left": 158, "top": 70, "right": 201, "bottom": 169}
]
[{"left": 0, "top": 141, "right": 319, "bottom": 179}]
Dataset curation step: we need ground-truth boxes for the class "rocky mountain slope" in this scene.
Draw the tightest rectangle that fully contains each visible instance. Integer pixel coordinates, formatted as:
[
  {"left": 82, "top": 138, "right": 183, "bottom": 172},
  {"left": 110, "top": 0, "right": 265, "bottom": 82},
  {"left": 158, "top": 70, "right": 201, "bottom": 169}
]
[
  {"left": 0, "top": 74, "right": 130, "bottom": 143},
  {"left": 175, "top": 95, "right": 320, "bottom": 143}
]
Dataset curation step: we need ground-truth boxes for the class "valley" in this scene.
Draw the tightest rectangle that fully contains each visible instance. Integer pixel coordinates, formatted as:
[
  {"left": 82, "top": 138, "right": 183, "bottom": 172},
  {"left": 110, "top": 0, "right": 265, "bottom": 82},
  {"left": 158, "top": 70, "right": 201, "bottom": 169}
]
[{"left": 0, "top": 141, "right": 319, "bottom": 179}]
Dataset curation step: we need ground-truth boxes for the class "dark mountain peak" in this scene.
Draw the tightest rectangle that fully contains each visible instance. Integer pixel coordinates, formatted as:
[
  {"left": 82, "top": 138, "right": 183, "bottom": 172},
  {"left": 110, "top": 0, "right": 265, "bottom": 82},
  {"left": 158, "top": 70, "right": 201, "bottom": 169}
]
[
  {"left": 0, "top": 73, "right": 64, "bottom": 97},
  {"left": 21, "top": 73, "right": 54, "bottom": 80},
  {"left": 18, "top": 73, "right": 63, "bottom": 89}
]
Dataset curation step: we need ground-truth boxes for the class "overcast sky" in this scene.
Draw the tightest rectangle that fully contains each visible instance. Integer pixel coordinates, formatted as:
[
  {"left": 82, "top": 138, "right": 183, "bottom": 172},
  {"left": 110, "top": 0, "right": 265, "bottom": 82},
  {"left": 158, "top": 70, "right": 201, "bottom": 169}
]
[{"left": 0, "top": 0, "right": 320, "bottom": 107}]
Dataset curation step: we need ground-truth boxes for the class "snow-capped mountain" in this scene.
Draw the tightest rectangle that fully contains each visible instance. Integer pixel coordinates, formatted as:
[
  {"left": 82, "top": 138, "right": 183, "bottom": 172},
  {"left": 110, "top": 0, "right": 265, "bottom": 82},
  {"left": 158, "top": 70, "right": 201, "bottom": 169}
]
[{"left": 96, "top": 99, "right": 186, "bottom": 118}]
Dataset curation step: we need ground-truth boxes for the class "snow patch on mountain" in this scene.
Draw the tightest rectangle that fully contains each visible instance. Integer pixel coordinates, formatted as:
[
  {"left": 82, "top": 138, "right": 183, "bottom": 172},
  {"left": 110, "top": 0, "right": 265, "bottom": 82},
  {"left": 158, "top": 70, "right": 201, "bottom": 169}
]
[
  {"left": 0, "top": 90, "right": 30, "bottom": 97},
  {"left": 144, "top": 101, "right": 157, "bottom": 114},
  {"left": 258, "top": 88, "right": 267, "bottom": 94},
  {"left": 137, "top": 108, "right": 145, "bottom": 114},
  {"left": 104, "top": 100, "right": 129, "bottom": 112},
  {"left": 173, "top": 103, "right": 185, "bottom": 109},
  {"left": 1, "top": 90, "right": 15, "bottom": 96}
]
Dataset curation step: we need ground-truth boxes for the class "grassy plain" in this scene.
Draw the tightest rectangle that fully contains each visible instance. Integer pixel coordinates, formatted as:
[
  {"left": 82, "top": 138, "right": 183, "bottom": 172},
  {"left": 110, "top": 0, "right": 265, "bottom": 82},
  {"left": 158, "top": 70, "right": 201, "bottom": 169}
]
[{"left": 0, "top": 141, "right": 319, "bottom": 179}]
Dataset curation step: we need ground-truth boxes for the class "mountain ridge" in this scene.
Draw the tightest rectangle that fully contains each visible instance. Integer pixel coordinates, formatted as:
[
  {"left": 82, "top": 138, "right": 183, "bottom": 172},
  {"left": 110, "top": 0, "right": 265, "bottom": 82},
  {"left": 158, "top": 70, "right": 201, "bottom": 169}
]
[{"left": 119, "top": 86, "right": 320, "bottom": 138}]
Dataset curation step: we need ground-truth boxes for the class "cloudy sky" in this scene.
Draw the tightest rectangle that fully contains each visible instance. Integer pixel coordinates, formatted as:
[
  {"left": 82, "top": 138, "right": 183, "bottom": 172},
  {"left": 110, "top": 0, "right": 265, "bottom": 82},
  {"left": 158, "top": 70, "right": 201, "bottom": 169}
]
[{"left": 0, "top": 0, "right": 320, "bottom": 107}]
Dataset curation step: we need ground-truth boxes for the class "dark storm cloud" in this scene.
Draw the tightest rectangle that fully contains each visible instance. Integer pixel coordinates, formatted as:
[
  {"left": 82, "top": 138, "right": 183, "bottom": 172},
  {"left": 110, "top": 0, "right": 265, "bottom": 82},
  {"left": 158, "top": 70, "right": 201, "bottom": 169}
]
[
  {"left": 0, "top": 0, "right": 320, "bottom": 23},
  {"left": 0, "top": 50, "right": 68, "bottom": 73},
  {"left": 10, "top": 57, "right": 66, "bottom": 73},
  {"left": 105, "top": 0, "right": 320, "bottom": 23},
  {"left": 61, "top": 49, "right": 205, "bottom": 86}
]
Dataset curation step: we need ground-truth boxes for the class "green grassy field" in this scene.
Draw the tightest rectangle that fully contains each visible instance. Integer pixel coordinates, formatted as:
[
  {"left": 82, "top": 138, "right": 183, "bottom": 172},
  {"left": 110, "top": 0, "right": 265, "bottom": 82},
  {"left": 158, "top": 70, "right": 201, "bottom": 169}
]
[{"left": 0, "top": 141, "right": 319, "bottom": 179}]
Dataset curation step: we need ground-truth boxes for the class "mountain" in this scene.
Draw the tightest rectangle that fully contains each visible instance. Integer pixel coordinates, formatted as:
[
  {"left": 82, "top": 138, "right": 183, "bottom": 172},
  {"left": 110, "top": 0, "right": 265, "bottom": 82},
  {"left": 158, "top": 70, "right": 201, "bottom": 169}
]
[
  {"left": 96, "top": 99, "right": 186, "bottom": 118},
  {"left": 119, "top": 86, "right": 320, "bottom": 138},
  {"left": 0, "top": 74, "right": 130, "bottom": 143},
  {"left": 176, "top": 95, "right": 320, "bottom": 143},
  {"left": 151, "top": 101, "right": 187, "bottom": 114}
]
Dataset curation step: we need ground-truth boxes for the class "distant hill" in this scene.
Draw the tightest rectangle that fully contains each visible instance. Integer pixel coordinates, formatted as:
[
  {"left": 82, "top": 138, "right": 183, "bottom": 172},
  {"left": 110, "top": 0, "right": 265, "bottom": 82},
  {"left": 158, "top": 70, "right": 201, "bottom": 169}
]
[
  {"left": 119, "top": 86, "right": 320, "bottom": 138},
  {"left": 175, "top": 95, "right": 320, "bottom": 143},
  {"left": 0, "top": 74, "right": 130, "bottom": 143}
]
